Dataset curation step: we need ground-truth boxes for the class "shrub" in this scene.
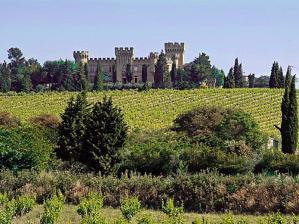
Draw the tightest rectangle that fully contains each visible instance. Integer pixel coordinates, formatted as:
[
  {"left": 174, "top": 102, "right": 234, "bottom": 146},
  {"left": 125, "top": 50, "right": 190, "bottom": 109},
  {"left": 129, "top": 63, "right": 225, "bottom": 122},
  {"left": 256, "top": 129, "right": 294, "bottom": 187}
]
[
  {"left": 0, "top": 112, "right": 20, "bottom": 128},
  {"left": 0, "top": 126, "right": 54, "bottom": 172},
  {"left": 77, "top": 192, "right": 104, "bottom": 217},
  {"left": 120, "top": 196, "right": 141, "bottom": 222},
  {"left": 35, "top": 84, "right": 45, "bottom": 92},
  {"left": 40, "top": 192, "right": 64, "bottom": 224},
  {"left": 162, "top": 198, "right": 184, "bottom": 224},
  {"left": 29, "top": 114, "right": 60, "bottom": 129},
  {"left": 14, "top": 195, "right": 35, "bottom": 216},
  {"left": 137, "top": 215, "right": 155, "bottom": 224},
  {"left": 0, "top": 192, "right": 8, "bottom": 205}
]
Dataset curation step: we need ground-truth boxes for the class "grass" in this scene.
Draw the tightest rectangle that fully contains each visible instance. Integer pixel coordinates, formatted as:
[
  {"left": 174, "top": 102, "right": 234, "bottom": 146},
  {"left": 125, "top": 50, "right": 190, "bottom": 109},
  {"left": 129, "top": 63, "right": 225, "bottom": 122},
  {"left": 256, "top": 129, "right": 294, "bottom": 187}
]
[
  {"left": 0, "top": 88, "right": 287, "bottom": 137},
  {"left": 13, "top": 205, "right": 278, "bottom": 224}
]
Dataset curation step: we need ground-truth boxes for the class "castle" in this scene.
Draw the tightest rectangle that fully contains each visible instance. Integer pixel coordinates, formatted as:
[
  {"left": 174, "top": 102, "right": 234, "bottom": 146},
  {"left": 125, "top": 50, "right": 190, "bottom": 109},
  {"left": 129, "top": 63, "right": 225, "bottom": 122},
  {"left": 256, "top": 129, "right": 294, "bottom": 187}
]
[{"left": 73, "top": 42, "right": 185, "bottom": 83}]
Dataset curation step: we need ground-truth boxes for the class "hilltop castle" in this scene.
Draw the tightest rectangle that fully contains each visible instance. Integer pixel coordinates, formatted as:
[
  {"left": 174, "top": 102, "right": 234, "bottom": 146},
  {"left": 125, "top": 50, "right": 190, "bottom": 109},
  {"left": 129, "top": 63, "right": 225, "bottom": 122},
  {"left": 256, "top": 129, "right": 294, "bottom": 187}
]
[{"left": 73, "top": 42, "right": 185, "bottom": 83}]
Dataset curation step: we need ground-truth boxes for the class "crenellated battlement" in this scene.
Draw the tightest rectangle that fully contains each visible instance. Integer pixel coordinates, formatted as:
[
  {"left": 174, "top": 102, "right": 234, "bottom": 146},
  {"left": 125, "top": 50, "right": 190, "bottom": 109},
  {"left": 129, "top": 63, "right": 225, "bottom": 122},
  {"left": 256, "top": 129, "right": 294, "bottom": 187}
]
[
  {"left": 149, "top": 52, "right": 159, "bottom": 59},
  {"left": 164, "top": 42, "right": 185, "bottom": 53},
  {"left": 115, "top": 47, "right": 134, "bottom": 56},
  {"left": 133, "top": 57, "right": 148, "bottom": 63},
  {"left": 73, "top": 51, "right": 89, "bottom": 64},
  {"left": 89, "top": 57, "right": 116, "bottom": 63}
]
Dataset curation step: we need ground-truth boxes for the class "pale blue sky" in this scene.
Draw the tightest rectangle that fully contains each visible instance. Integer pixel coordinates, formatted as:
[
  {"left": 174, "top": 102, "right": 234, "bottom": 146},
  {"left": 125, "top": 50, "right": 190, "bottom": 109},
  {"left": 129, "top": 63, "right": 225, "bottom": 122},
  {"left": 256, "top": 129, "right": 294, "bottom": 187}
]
[{"left": 0, "top": 0, "right": 298, "bottom": 77}]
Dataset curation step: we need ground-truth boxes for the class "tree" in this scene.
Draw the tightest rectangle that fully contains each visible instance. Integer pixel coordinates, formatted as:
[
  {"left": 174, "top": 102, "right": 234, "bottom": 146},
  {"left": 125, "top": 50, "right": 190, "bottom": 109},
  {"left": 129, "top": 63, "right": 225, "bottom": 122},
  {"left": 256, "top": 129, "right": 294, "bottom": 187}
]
[
  {"left": 224, "top": 68, "right": 235, "bottom": 88},
  {"left": 170, "top": 61, "right": 177, "bottom": 86},
  {"left": 233, "top": 58, "right": 244, "bottom": 88},
  {"left": 141, "top": 64, "right": 148, "bottom": 83},
  {"left": 211, "top": 66, "right": 224, "bottom": 87},
  {"left": 56, "top": 92, "right": 90, "bottom": 163},
  {"left": 75, "top": 62, "right": 89, "bottom": 91},
  {"left": 125, "top": 64, "right": 133, "bottom": 83},
  {"left": 269, "top": 62, "right": 280, "bottom": 88},
  {"left": 93, "top": 64, "right": 104, "bottom": 91},
  {"left": 19, "top": 73, "right": 32, "bottom": 93},
  {"left": 0, "top": 62, "right": 11, "bottom": 92},
  {"left": 112, "top": 65, "right": 117, "bottom": 83},
  {"left": 278, "top": 67, "right": 285, "bottom": 88},
  {"left": 190, "top": 53, "right": 212, "bottom": 85},
  {"left": 248, "top": 74, "right": 255, "bottom": 88},
  {"left": 154, "top": 51, "right": 168, "bottom": 88},
  {"left": 7, "top": 47, "right": 25, "bottom": 74},
  {"left": 276, "top": 67, "right": 298, "bottom": 154},
  {"left": 81, "top": 96, "right": 128, "bottom": 173}
]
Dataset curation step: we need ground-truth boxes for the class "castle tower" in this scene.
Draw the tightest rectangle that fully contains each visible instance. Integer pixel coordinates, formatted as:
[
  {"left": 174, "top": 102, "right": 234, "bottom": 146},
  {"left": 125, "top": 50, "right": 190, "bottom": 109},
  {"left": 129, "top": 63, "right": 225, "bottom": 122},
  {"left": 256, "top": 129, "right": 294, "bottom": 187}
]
[
  {"left": 164, "top": 42, "right": 185, "bottom": 68},
  {"left": 115, "top": 47, "right": 134, "bottom": 82},
  {"left": 73, "top": 51, "right": 89, "bottom": 65},
  {"left": 148, "top": 52, "right": 159, "bottom": 82}
]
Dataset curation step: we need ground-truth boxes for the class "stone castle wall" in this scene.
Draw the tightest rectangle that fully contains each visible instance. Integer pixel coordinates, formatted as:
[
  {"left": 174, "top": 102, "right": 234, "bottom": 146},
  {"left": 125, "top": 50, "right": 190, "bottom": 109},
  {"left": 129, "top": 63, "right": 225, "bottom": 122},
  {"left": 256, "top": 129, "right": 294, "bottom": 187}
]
[{"left": 73, "top": 42, "right": 185, "bottom": 83}]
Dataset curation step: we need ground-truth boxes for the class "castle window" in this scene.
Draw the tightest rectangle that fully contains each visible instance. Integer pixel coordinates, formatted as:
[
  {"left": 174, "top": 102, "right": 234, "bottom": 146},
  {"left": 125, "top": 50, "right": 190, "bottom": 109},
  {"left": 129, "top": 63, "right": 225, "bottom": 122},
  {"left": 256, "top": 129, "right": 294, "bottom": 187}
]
[
  {"left": 109, "top": 66, "right": 112, "bottom": 72},
  {"left": 134, "top": 76, "right": 138, "bottom": 83}
]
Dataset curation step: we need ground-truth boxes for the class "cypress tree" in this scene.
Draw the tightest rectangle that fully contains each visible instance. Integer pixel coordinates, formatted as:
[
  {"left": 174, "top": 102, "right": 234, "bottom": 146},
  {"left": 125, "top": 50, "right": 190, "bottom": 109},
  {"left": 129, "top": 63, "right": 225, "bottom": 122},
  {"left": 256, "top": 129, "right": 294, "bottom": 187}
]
[
  {"left": 154, "top": 51, "right": 168, "bottom": 88},
  {"left": 233, "top": 58, "right": 243, "bottom": 87},
  {"left": 0, "top": 62, "right": 11, "bottom": 93},
  {"left": 170, "top": 61, "right": 177, "bottom": 86},
  {"left": 278, "top": 67, "right": 285, "bottom": 88},
  {"left": 248, "top": 74, "right": 255, "bottom": 88},
  {"left": 269, "top": 62, "right": 279, "bottom": 88},
  {"left": 112, "top": 65, "right": 117, "bottom": 83},
  {"left": 276, "top": 67, "right": 298, "bottom": 153},
  {"left": 224, "top": 68, "right": 235, "bottom": 88},
  {"left": 56, "top": 92, "right": 90, "bottom": 162},
  {"left": 93, "top": 63, "right": 104, "bottom": 91},
  {"left": 81, "top": 96, "right": 128, "bottom": 173},
  {"left": 19, "top": 73, "right": 32, "bottom": 93},
  {"left": 76, "top": 62, "right": 89, "bottom": 91},
  {"left": 125, "top": 64, "right": 133, "bottom": 83}
]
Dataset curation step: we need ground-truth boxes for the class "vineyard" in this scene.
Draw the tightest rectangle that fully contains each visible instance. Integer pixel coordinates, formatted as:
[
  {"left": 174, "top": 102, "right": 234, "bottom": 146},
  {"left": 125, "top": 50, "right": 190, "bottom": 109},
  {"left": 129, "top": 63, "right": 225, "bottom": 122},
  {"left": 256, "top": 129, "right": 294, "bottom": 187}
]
[{"left": 0, "top": 88, "right": 286, "bottom": 137}]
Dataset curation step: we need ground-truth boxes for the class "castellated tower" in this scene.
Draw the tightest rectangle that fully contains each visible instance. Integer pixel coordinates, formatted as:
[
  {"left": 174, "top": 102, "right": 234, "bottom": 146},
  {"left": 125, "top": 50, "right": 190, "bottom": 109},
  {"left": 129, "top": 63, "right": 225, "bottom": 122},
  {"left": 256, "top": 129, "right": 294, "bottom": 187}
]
[
  {"left": 115, "top": 47, "right": 134, "bottom": 82},
  {"left": 164, "top": 42, "right": 185, "bottom": 68},
  {"left": 73, "top": 51, "right": 89, "bottom": 65}
]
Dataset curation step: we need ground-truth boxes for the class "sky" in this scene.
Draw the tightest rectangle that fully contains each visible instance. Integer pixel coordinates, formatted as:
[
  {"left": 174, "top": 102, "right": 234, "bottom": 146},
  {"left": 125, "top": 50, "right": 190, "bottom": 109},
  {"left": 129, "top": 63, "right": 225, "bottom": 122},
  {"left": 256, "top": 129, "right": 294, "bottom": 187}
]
[{"left": 0, "top": 0, "right": 299, "bottom": 77}]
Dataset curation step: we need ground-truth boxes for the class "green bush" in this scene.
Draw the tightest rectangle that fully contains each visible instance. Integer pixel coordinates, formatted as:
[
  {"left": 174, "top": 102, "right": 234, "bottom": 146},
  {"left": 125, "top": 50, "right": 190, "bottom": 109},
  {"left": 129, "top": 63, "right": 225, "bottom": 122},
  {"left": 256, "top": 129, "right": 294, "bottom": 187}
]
[
  {"left": 40, "top": 192, "right": 64, "bottom": 224},
  {"left": 0, "top": 126, "right": 54, "bottom": 172},
  {"left": 0, "top": 192, "right": 8, "bottom": 205},
  {"left": 14, "top": 195, "right": 35, "bottom": 216},
  {"left": 162, "top": 198, "right": 184, "bottom": 222},
  {"left": 120, "top": 196, "right": 141, "bottom": 222},
  {"left": 77, "top": 192, "right": 104, "bottom": 217}
]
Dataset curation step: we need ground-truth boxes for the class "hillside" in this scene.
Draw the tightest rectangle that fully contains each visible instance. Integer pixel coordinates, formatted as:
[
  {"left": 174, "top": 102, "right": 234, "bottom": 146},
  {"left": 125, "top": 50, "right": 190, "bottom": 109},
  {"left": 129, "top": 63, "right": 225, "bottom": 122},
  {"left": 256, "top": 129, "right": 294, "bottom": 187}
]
[{"left": 0, "top": 89, "right": 286, "bottom": 137}]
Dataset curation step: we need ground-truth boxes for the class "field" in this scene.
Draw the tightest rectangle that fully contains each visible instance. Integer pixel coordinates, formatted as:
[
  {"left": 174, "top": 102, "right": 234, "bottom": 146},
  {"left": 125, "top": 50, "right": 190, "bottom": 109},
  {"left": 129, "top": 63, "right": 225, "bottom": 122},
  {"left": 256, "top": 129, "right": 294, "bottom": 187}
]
[
  {"left": 0, "top": 88, "right": 286, "bottom": 137},
  {"left": 12, "top": 205, "right": 287, "bottom": 224}
]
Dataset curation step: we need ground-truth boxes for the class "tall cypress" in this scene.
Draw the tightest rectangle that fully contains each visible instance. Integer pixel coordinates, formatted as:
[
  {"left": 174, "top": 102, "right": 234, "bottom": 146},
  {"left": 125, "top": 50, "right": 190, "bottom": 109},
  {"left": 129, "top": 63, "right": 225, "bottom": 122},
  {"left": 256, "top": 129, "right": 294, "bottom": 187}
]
[
  {"left": 170, "top": 61, "right": 177, "bottom": 86},
  {"left": 248, "top": 74, "right": 255, "bottom": 88},
  {"left": 93, "top": 63, "right": 104, "bottom": 91},
  {"left": 224, "top": 68, "right": 235, "bottom": 88},
  {"left": 278, "top": 67, "right": 285, "bottom": 88},
  {"left": 233, "top": 58, "right": 243, "bottom": 87},
  {"left": 154, "top": 51, "right": 168, "bottom": 88},
  {"left": 141, "top": 64, "right": 148, "bottom": 83},
  {"left": 276, "top": 67, "right": 298, "bottom": 153},
  {"left": 269, "top": 62, "right": 279, "bottom": 88}
]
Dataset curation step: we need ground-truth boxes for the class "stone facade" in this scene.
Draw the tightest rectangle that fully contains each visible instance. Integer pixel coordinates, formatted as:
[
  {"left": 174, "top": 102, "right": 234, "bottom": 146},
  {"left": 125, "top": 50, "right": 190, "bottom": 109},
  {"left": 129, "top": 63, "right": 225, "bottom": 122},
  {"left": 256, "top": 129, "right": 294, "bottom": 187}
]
[{"left": 73, "top": 42, "right": 185, "bottom": 83}]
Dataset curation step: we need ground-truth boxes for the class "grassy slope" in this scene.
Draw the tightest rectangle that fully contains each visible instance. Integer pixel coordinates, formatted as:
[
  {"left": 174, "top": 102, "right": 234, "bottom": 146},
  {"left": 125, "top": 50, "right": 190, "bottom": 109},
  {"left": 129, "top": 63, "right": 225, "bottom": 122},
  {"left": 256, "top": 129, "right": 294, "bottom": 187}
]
[
  {"left": 13, "top": 205, "right": 271, "bottom": 224},
  {"left": 0, "top": 89, "right": 287, "bottom": 137}
]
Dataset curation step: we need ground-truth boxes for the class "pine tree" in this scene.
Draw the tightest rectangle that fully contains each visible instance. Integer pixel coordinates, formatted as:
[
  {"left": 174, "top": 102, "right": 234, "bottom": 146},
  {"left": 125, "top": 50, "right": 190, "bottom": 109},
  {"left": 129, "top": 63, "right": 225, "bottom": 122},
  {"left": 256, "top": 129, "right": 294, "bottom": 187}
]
[
  {"left": 276, "top": 67, "right": 298, "bottom": 153},
  {"left": 93, "top": 64, "right": 104, "bottom": 91},
  {"left": 56, "top": 92, "right": 90, "bottom": 162},
  {"left": 81, "top": 96, "right": 128, "bottom": 173},
  {"left": 154, "top": 51, "right": 168, "bottom": 88},
  {"left": 233, "top": 58, "right": 243, "bottom": 87},
  {"left": 170, "top": 61, "right": 177, "bottom": 86},
  {"left": 224, "top": 68, "right": 235, "bottom": 88}
]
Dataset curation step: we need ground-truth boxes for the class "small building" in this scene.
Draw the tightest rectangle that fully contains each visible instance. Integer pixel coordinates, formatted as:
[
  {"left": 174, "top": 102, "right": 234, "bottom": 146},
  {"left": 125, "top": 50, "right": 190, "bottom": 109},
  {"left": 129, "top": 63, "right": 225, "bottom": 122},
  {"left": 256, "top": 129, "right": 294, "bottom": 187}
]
[{"left": 267, "top": 137, "right": 279, "bottom": 149}]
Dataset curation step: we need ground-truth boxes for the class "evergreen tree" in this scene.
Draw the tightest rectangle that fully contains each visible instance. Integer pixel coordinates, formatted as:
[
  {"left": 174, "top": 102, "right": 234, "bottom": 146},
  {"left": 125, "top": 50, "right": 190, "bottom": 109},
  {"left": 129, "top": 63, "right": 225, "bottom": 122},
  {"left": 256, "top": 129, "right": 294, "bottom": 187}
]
[
  {"left": 233, "top": 58, "right": 243, "bottom": 87},
  {"left": 112, "top": 65, "right": 117, "bottom": 83},
  {"left": 278, "top": 67, "right": 285, "bottom": 88},
  {"left": 141, "top": 64, "right": 148, "bottom": 83},
  {"left": 93, "top": 64, "right": 104, "bottom": 91},
  {"left": 75, "top": 62, "right": 89, "bottom": 91},
  {"left": 0, "top": 62, "right": 11, "bottom": 93},
  {"left": 154, "top": 51, "right": 168, "bottom": 88},
  {"left": 269, "top": 62, "right": 279, "bottom": 88},
  {"left": 224, "top": 68, "right": 235, "bottom": 88},
  {"left": 248, "top": 74, "right": 255, "bottom": 88},
  {"left": 56, "top": 92, "right": 90, "bottom": 162},
  {"left": 170, "top": 61, "right": 177, "bottom": 86},
  {"left": 190, "top": 53, "right": 212, "bottom": 85},
  {"left": 19, "top": 73, "right": 32, "bottom": 93},
  {"left": 276, "top": 67, "right": 298, "bottom": 154},
  {"left": 81, "top": 96, "right": 128, "bottom": 173},
  {"left": 125, "top": 64, "right": 133, "bottom": 83},
  {"left": 62, "top": 60, "right": 75, "bottom": 91}
]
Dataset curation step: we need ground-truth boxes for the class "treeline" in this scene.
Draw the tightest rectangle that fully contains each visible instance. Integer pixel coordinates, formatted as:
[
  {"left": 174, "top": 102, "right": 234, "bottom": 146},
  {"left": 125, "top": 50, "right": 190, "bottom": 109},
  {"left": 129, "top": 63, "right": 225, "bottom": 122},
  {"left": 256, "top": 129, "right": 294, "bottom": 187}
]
[{"left": 0, "top": 47, "right": 289, "bottom": 93}]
